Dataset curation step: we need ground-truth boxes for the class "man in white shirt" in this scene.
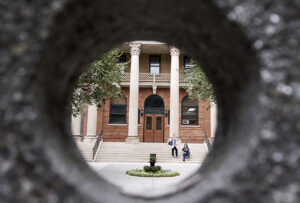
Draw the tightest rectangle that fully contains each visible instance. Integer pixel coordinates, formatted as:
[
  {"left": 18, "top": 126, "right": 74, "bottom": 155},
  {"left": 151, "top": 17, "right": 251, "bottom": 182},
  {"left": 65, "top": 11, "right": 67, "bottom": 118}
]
[{"left": 171, "top": 134, "right": 178, "bottom": 157}]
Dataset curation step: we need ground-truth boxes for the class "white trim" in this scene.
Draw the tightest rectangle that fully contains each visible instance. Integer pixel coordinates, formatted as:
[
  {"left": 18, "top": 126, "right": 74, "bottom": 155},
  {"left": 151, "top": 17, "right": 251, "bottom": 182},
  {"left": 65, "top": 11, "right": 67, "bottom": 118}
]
[
  {"left": 180, "top": 125, "right": 200, "bottom": 128},
  {"left": 107, "top": 124, "right": 127, "bottom": 126},
  {"left": 128, "top": 40, "right": 166, "bottom": 45}
]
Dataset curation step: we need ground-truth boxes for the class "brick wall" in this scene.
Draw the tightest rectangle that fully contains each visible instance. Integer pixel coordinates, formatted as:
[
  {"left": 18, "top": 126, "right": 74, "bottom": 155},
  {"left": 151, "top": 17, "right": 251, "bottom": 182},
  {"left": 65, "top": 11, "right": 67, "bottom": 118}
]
[
  {"left": 95, "top": 87, "right": 211, "bottom": 143},
  {"left": 90, "top": 52, "right": 211, "bottom": 143}
]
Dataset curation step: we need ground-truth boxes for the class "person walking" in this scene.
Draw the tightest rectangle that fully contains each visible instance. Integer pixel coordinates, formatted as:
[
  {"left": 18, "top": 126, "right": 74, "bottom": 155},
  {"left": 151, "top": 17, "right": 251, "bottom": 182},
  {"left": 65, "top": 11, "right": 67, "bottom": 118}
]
[
  {"left": 171, "top": 134, "right": 178, "bottom": 158},
  {"left": 182, "top": 143, "right": 190, "bottom": 161}
]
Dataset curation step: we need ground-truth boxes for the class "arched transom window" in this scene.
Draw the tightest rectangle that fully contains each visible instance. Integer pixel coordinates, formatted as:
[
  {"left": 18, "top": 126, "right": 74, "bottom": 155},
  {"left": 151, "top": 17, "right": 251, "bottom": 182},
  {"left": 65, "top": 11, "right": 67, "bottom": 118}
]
[
  {"left": 109, "top": 97, "right": 127, "bottom": 124},
  {"left": 181, "top": 96, "right": 198, "bottom": 125}
]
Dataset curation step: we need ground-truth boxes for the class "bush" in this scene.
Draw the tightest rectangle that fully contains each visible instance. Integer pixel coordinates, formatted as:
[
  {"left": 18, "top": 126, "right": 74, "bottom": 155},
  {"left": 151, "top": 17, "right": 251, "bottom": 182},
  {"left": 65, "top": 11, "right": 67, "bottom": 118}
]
[
  {"left": 143, "top": 166, "right": 152, "bottom": 172},
  {"left": 153, "top": 166, "right": 161, "bottom": 172},
  {"left": 143, "top": 165, "right": 162, "bottom": 172},
  {"left": 126, "top": 169, "right": 180, "bottom": 177}
]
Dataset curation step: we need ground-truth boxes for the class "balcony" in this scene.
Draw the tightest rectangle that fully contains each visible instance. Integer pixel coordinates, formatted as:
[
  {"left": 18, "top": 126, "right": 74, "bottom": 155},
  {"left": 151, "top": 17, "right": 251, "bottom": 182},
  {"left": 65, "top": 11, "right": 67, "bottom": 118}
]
[{"left": 120, "top": 73, "right": 186, "bottom": 87}]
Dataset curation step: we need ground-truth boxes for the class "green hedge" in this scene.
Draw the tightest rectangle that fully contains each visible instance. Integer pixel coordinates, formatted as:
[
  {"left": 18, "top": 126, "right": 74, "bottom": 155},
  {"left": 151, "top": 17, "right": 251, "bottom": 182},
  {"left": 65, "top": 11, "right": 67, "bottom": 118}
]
[
  {"left": 126, "top": 169, "right": 180, "bottom": 177},
  {"left": 143, "top": 166, "right": 161, "bottom": 172}
]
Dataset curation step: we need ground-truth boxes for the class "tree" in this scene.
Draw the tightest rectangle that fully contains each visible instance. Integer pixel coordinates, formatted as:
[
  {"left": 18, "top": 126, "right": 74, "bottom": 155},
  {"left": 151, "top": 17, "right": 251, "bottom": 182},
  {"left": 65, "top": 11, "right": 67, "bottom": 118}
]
[
  {"left": 183, "top": 60, "right": 216, "bottom": 104},
  {"left": 72, "top": 49, "right": 127, "bottom": 116}
]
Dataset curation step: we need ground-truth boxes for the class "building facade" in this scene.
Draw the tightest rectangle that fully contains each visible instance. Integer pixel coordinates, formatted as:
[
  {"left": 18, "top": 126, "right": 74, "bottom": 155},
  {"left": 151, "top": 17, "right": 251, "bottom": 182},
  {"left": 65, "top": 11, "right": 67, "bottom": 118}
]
[{"left": 71, "top": 41, "right": 217, "bottom": 144}]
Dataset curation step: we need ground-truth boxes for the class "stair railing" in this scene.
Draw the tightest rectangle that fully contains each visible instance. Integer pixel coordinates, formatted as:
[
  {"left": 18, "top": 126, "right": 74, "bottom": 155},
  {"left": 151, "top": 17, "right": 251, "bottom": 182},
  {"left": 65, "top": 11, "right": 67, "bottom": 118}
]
[
  {"left": 204, "top": 131, "right": 212, "bottom": 152},
  {"left": 93, "top": 130, "right": 103, "bottom": 161}
]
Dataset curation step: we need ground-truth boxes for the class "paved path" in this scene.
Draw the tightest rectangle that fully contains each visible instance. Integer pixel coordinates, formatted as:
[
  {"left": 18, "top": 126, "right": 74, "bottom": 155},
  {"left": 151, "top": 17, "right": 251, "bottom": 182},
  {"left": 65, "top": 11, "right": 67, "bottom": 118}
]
[{"left": 89, "top": 162, "right": 201, "bottom": 196}]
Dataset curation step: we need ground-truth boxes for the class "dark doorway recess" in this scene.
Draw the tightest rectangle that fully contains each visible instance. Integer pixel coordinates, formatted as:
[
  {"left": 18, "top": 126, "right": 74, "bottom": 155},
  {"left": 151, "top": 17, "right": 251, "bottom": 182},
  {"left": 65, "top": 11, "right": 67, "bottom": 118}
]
[{"left": 144, "top": 95, "right": 164, "bottom": 114}]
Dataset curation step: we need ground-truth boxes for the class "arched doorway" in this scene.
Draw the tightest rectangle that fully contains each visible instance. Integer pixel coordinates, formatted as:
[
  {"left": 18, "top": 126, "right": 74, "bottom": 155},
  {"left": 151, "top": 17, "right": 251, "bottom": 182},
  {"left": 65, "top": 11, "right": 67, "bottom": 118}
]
[{"left": 144, "top": 95, "right": 164, "bottom": 142}]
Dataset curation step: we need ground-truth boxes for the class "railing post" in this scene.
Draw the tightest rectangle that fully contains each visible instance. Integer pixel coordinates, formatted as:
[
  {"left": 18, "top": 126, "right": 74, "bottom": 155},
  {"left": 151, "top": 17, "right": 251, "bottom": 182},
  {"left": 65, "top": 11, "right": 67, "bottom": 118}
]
[{"left": 152, "top": 73, "right": 157, "bottom": 94}]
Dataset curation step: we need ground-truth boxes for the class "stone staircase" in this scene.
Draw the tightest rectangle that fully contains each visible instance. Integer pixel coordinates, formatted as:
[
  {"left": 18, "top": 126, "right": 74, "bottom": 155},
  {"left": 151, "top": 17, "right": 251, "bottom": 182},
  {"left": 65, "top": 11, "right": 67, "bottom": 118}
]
[
  {"left": 75, "top": 140, "right": 94, "bottom": 162},
  {"left": 95, "top": 142, "right": 208, "bottom": 163}
]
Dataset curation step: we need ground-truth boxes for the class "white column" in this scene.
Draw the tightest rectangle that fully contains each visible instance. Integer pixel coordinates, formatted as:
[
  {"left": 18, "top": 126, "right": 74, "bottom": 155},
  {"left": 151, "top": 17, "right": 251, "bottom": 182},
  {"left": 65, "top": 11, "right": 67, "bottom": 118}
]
[
  {"left": 210, "top": 102, "right": 218, "bottom": 138},
  {"left": 169, "top": 47, "right": 180, "bottom": 139},
  {"left": 126, "top": 43, "right": 141, "bottom": 144},
  {"left": 71, "top": 114, "right": 81, "bottom": 136},
  {"left": 86, "top": 104, "right": 98, "bottom": 137}
]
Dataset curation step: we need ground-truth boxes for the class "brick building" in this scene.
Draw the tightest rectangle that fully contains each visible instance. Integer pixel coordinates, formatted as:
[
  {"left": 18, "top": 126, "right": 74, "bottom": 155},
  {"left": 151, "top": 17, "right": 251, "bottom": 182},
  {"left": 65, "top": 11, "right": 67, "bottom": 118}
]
[{"left": 71, "top": 41, "right": 217, "bottom": 144}]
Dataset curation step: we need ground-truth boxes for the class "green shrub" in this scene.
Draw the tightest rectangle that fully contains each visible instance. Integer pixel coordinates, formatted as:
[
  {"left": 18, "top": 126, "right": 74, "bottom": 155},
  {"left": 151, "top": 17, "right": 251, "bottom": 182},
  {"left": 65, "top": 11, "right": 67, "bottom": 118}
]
[
  {"left": 126, "top": 169, "right": 180, "bottom": 177},
  {"left": 143, "top": 165, "right": 162, "bottom": 172},
  {"left": 153, "top": 166, "right": 161, "bottom": 172},
  {"left": 143, "top": 166, "right": 152, "bottom": 172}
]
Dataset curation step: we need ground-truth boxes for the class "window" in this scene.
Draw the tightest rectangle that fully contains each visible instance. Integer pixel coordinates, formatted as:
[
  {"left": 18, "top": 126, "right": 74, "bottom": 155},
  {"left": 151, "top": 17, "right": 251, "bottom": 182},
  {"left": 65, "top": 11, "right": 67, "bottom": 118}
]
[
  {"left": 146, "top": 117, "right": 152, "bottom": 130},
  {"left": 117, "top": 54, "right": 126, "bottom": 74},
  {"left": 109, "top": 98, "right": 127, "bottom": 124},
  {"left": 156, "top": 117, "right": 162, "bottom": 130},
  {"left": 149, "top": 55, "right": 161, "bottom": 74},
  {"left": 184, "top": 56, "right": 193, "bottom": 69},
  {"left": 181, "top": 96, "right": 198, "bottom": 125}
]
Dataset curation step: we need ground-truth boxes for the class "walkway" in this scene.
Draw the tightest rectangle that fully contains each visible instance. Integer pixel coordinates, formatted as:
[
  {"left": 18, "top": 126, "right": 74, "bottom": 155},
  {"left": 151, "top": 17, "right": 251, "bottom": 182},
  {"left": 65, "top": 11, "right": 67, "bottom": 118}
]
[{"left": 89, "top": 162, "right": 202, "bottom": 197}]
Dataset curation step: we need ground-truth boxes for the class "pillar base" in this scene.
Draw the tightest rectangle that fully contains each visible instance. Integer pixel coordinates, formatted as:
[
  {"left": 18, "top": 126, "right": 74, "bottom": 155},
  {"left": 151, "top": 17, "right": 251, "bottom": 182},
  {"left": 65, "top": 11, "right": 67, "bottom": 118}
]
[
  {"left": 168, "top": 136, "right": 181, "bottom": 144},
  {"left": 126, "top": 137, "right": 139, "bottom": 144}
]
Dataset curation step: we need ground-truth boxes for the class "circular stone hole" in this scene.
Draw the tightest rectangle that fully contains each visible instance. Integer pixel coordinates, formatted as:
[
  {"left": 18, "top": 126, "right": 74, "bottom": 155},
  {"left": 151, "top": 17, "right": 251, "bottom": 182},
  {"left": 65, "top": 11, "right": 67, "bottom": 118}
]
[{"left": 35, "top": 1, "right": 259, "bottom": 201}]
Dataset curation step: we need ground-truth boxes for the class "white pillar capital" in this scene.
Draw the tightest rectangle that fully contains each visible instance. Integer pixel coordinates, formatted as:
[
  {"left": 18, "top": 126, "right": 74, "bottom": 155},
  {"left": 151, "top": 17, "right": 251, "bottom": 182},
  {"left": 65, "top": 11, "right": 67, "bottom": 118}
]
[
  {"left": 170, "top": 46, "right": 180, "bottom": 56},
  {"left": 129, "top": 43, "right": 141, "bottom": 56}
]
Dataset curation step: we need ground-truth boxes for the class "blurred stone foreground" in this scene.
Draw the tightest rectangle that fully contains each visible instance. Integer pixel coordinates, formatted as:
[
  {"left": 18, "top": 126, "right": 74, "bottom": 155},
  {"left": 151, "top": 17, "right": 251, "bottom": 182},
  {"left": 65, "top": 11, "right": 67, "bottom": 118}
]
[{"left": 1, "top": 0, "right": 300, "bottom": 203}]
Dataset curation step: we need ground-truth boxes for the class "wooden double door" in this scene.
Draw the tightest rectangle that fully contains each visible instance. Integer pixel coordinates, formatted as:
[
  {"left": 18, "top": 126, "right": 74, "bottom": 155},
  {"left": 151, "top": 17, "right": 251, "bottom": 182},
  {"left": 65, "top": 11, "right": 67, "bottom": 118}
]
[{"left": 144, "top": 114, "right": 164, "bottom": 142}]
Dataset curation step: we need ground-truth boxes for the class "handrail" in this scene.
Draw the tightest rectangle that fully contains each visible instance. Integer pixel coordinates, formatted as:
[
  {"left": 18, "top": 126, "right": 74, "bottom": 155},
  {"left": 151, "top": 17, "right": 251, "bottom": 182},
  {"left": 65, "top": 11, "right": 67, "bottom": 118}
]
[
  {"left": 92, "top": 130, "right": 103, "bottom": 160},
  {"left": 204, "top": 131, "right": 212, "bottom": 152}
]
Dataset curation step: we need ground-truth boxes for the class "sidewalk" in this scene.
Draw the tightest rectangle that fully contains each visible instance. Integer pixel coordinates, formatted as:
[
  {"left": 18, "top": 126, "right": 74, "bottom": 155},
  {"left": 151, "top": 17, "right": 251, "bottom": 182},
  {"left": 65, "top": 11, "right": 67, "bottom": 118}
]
[{"left": 89, "top": 162, "right": 201, "bottom": 196}]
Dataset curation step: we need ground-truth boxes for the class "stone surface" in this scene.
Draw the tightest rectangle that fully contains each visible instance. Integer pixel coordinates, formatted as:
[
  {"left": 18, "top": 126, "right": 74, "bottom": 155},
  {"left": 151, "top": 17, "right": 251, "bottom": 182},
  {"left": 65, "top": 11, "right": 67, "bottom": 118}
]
[
  {"left": 89, "top": 162, "right": 201, "bottom": 197},
  {"left": 0, "top": 0, "right": 299, "bottom": 202}
]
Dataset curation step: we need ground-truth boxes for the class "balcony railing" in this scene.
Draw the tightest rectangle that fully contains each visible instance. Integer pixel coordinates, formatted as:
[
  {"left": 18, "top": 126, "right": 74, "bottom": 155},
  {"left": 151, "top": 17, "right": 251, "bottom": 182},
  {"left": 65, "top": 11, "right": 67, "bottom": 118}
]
[{"left": 120, "top": 73, "right": 186, "bottom": 83}]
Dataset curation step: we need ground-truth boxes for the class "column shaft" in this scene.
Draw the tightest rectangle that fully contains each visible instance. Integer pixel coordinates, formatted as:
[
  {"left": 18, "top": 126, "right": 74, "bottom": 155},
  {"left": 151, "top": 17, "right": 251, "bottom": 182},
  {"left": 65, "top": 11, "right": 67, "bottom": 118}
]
[
  {"left": 127, "top": 43, "right": 141, "bottom": 144},
  {"left": 86, "top": 104, "right": 98, "bottom": 137},
  {"left": 71, "top": 114, "right": 81, "bottom": 136},
  {"left": 210, "top": 102, "right": 217, "bottom": 138},
  {"left": 169, "top": 47, "right": 180, "bottom": 138}
]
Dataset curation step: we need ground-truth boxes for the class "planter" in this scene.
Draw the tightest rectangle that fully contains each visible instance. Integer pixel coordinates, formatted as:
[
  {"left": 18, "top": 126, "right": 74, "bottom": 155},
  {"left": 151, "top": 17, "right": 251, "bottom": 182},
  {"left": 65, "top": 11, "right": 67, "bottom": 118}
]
[
  {"left": 126, "top": 169, "right": 180, "bottom": 177},
  {"left": 150, "top": 161, "right": 156, "bottom": 167}
]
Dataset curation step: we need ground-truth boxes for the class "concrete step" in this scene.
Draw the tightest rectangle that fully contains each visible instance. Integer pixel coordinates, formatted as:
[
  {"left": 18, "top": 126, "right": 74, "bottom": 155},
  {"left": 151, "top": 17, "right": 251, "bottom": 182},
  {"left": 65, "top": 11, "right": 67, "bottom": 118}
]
[
  {"left": 75, "top": 140, "right": 94, "bottom": 161},
  {"left": 94, "top": 142, "right": 208, "bottom": 163},
  {"left": 75, "top": 141, "right": 208, "bottom": 163}
]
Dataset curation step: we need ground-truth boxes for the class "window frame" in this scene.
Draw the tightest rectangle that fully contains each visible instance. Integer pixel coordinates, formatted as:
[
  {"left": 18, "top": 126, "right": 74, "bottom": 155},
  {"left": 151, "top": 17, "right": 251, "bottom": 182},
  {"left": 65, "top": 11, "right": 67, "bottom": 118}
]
[
  {"left": 109, "top": 98, "right": 127, "bottom": 124},
  {"left": 184, "top": 56, "right": 193, "bottom": 69},
  {"left": 181, "top": 96, "right": 199, "bottom": 126},
  {"left": 149, "top": 55, "right": 161, "bottom": 75}
]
